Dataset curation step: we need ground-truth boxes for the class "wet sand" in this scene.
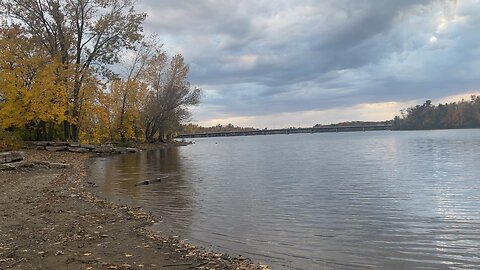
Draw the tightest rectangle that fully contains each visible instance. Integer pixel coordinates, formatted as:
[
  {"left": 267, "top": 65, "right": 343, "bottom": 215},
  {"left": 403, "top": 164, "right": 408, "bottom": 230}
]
[{"left": 0, "top": 150, "right": 268, "bottom": 270}]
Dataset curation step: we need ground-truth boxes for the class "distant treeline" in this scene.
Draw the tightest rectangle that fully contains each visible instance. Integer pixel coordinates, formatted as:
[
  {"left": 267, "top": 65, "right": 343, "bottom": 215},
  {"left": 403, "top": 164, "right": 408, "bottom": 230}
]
[
  {"left": 314, "top": 121, "right": 391, "bottom": 127},
  {"left": 182, "top": 123, "right": 257, "bottom": 134},
  {"left": 392, "top": 95, "right": 480, "bottom": 130}
]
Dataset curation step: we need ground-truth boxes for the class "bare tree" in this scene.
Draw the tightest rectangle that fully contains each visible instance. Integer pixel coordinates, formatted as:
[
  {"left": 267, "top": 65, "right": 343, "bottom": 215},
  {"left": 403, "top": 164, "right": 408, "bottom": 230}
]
[{"left": 143, "top": 54, "right": 201, "bottom": 142}]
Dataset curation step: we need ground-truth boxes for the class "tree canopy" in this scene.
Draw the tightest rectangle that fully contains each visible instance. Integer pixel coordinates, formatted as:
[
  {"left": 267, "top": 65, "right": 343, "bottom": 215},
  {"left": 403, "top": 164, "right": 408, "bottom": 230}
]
[
  {"left": 393, "top": 96, "right": 480, "bottom": 130},
  {"left": 0, "top": 0, "right": 201, "bottom": 143}
]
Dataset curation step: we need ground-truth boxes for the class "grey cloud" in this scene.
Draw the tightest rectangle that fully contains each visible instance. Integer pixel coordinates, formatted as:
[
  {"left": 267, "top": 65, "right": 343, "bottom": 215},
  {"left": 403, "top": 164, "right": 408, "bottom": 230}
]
[{"left": 137, "top": 0, "right": 480, "bottom": 121}]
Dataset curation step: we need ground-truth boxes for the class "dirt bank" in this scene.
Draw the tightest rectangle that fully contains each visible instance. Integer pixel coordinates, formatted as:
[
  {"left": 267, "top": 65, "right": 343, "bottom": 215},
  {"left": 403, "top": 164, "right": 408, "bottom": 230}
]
[{"left": 0, "top": 150, "right": 268, "bottom": 270}]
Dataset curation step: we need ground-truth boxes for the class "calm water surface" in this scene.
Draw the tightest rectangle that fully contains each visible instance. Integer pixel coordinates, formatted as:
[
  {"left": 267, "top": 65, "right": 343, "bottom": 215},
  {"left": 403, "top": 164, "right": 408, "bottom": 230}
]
[{"left": 89, "top": 130, "right": 480, "bottom": 269}]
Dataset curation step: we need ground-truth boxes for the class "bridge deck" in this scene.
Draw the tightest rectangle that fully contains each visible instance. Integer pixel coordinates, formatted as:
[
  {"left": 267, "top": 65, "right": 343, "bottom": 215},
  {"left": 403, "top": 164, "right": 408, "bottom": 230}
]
[{"left": 176, "top": 124, "right": 392, "bottom": 138}]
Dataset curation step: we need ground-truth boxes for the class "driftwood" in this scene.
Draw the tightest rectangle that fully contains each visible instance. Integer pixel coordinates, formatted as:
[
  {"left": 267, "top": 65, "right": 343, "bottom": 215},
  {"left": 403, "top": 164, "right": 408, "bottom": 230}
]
[
  {"left": 134, "top": 176, "right": 169, "bottom": 186},
  {"left": 32, "top": 160, "right": 72, "bottom": 168}
]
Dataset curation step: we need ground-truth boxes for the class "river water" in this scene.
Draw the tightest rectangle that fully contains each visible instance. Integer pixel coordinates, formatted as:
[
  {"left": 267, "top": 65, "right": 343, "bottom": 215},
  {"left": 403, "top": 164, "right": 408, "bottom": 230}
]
[{"left": 88, "top": 130, "right": 480, "bottom": 269}]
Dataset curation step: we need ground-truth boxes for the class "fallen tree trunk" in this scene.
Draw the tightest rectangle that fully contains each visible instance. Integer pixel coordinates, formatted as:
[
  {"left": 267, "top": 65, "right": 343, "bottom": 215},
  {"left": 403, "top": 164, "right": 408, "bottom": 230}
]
[
  {"left": 32, "top": 160, "right": 72, "bottom": 169},
  {"left": 134, "top": 176, "right": 169, "bottom": 186}
]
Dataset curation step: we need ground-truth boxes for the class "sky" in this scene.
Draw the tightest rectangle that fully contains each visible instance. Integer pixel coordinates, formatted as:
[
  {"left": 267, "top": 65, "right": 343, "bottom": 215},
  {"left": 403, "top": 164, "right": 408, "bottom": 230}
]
[{"left": 137, "top": 0, "right": 480, "bottom": 128}]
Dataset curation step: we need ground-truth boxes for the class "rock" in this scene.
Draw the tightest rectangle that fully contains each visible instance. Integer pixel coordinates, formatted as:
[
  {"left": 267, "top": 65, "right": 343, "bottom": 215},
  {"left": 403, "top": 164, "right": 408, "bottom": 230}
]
[
  {"left": 49, "top": 142, "right": 70, "bottom": 147},
  {"left": 46, "top": 146, "right": 68, "bottom": 152},
  {"left": 0, "top": 161, "right": 33, "bottom": 170},
  {"left": 114, "top": 147, "right": 129, "bottom": 154},
  {"left": 0, "top": 151, "right": 24, "bottom": 164},
  {"left": 32, "top": 141, "right": 49, "bottom": 147},
  {"left": 81, "top": 144, "right": 96, "bottom": 150},
  {"left": 94, "top": 146, "right": 114, "bottom": 153},
  {"left": 125, "top": 148, "right": 139, "bottom": 153},
  {"left": 68, "top": 147, "right": 91, "bottom": 153},
  {"left": 69, "top": 143, "right": 81, "bottom": 147}
]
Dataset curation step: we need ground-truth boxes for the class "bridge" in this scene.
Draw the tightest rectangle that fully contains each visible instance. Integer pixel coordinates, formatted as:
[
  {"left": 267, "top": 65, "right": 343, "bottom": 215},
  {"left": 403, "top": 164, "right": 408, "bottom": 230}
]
[{"left": 176, "top": 124, "right": 392, "bottom": 138}]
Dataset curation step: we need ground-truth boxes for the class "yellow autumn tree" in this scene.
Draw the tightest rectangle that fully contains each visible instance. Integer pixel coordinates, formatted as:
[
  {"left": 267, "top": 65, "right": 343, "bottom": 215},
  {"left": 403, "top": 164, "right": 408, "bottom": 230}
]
[
  {"left": 0, "top": 26, "right": 69, "bottom": 140},
  {"left": 77, "top": 74, "right": 112, "bottom": 143},
  {"left": 109, "top": 79, "right": 149, "bottom": 142}
]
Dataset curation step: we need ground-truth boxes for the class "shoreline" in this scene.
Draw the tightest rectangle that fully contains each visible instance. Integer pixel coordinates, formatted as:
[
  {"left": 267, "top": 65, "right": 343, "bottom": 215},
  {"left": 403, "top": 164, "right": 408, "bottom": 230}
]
[{"left": 0, "top": 149, "right": 269, "bottom": 270}]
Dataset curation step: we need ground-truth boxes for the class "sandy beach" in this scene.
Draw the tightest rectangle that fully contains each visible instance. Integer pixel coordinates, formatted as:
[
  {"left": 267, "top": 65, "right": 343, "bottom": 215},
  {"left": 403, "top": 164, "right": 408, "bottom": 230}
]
[{"left": 0, "top": 149, "right": 268, "bottom": 270}]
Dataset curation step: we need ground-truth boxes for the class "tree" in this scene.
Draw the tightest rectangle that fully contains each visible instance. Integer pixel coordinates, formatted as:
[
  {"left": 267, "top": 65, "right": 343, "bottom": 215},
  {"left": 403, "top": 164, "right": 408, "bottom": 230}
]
[
  {"left": 392, "top": 97, "right": 480, "bottom": 130},
  {"left": 0, "top": 0, "right": 146, "bottom": 141},
  {"left": 0, "top": 26, "right": 68, "bottom": 140},
  {"left": 113, "top": 41, "right": 154, "bottom": 141},
  {"left": 143, "top": 53, "right": 201, "bottom": 142}
]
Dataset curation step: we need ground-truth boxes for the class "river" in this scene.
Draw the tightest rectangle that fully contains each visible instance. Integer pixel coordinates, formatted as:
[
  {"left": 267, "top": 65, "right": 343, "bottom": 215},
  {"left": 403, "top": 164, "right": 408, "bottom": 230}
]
[{"left": 88, "top": 129, "right": 480, "bottom": 269}]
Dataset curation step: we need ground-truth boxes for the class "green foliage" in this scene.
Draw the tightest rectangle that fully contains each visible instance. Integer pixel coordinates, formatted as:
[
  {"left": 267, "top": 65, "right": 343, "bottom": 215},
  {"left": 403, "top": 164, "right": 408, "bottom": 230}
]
[{"left": 393, "top": 96, "right": 480, "bottom": 130}]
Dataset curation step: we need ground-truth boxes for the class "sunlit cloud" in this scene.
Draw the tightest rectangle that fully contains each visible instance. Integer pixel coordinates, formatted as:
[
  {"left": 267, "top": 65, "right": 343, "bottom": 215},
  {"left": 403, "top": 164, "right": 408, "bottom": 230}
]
[{"left": 193, "top": 91, "right": 479, "bottom": 129}]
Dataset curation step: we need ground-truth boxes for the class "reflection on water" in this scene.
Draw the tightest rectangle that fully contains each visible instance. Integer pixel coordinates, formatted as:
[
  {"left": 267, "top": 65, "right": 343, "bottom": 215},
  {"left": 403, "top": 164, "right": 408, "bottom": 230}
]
[
  {"left": 89, "top": 130, "right": 480, "bottom": 270},
  {"left": 88, "top": 148, "right": 194, "bottom": 231}
]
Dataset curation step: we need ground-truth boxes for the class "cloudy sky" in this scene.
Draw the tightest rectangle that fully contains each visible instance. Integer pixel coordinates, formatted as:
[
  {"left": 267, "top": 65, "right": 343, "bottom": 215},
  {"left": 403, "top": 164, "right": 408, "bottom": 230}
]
[{"left": 137, "top": 0, "right": 479, "bottom": 128}]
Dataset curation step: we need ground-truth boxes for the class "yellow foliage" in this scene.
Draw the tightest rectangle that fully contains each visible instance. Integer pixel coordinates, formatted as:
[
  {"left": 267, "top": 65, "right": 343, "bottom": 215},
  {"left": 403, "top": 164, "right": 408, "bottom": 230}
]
[
  {"left": 108, "top": 79, "right": 148, "bottom": 141},
  {"left": 0, "top": 27, "right": 68, "bottom": 130},
  {"left": 78, "top": 74, "right": 112, "bottom": 143}
]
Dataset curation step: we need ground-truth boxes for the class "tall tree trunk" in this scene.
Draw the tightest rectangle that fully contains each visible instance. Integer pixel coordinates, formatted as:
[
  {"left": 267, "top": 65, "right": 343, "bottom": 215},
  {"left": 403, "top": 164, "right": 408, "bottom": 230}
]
[
  {"left": 119, "top": 90, "right": 128, "bottom": 142},
  {"left": 47, "top": 122, "right": 54, "bottom": 141},
  {"left": 71, "top": 77, "right": 82, "bottom": 142},
  {"left": 63, "top": 120, "right": 71, "bottom": 141}
]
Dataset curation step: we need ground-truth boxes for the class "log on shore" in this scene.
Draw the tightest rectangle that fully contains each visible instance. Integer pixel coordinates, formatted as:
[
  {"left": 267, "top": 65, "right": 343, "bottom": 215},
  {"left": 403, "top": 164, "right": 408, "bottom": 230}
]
[{"left": 32, "top": 160, "right": 72, "bottom": 168}]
